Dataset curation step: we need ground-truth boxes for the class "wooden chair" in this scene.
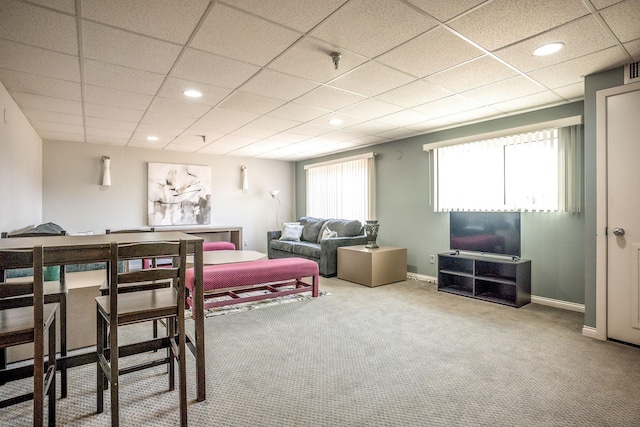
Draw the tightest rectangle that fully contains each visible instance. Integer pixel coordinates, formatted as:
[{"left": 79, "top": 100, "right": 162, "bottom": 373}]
[
  {"left": 0, "top": 230, "right": 68, "bottom": 399},
  {"left": 0, "top": 246, "right": 58, "bottom": 426},
  {"left": 96, "top": 240, "right": 188, "bottom": 426}
]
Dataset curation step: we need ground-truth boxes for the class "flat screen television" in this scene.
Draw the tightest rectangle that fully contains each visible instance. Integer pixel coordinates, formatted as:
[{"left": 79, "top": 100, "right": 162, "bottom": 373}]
[{"left": 449, "top": 212, "right": 521, "bottom": 257}]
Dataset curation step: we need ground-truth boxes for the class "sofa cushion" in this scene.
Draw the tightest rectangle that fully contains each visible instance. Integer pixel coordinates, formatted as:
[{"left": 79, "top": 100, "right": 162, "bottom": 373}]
[
  {"left": 323, "top": 219, "right": 362, "bottom": 237},
  {"left": 279, "top": 223, "right": 304, "bottom": 242},
  {"left": 270, "top": 239, "right": 296, "bottom": 253},
  {"left": 299, "top": 217, "right": 325, "bottom": 242},
  {"left": 291, "top": 241, "right": 321, "bottom": 259}
]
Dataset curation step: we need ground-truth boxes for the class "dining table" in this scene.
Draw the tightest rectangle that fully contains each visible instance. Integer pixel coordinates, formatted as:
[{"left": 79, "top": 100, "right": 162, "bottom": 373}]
[{"left": 0, "top": 231, "right": 207, "bottom": 402}]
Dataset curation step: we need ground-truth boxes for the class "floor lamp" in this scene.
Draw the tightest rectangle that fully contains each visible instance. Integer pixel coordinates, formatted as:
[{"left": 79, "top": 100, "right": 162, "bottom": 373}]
[{"left": 269, "top": 190, "right": 280, "bottom": 229}]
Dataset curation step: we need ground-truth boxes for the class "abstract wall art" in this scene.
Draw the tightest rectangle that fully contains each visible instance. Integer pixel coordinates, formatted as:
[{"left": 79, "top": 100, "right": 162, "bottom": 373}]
[{"left": 148, "top": 162, "right": 211, "bottom": 226}]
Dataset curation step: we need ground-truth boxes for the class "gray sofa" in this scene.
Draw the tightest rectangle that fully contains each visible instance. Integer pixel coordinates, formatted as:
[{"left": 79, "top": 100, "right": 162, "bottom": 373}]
[{"left": 267, "top": 216, "right": 367, "bottom": 277}]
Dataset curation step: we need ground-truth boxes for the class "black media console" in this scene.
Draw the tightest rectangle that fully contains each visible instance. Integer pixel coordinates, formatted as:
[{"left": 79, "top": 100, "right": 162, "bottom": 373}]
[{"left": 437, "top": 252, "right": 531, "bottom": 307}]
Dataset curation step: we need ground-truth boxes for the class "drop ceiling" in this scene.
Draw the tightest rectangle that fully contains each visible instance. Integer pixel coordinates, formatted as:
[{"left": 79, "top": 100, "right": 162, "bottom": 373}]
[{"left": 0, "top": 0, "right": 638, "bottom": 161}]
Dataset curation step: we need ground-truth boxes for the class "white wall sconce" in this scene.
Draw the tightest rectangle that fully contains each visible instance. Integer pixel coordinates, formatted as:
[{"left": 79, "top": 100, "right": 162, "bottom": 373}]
[
  {"left": 269, "top": 190, "right": 280, "bottom": 229},
  {"left": 241, "top": 166, "right": 249, "bottom": 190},
  {"left": 102, "top": 156, "right": 111, "bottom": 186}
]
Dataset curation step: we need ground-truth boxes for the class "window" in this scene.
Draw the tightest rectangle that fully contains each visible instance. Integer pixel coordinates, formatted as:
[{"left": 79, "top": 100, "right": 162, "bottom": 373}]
[
  {"left": 305, "top": 153, "right": 376, "bottom": 223},
  {"left": 432, "top": 125, "right": 582, "bottom": 212}
]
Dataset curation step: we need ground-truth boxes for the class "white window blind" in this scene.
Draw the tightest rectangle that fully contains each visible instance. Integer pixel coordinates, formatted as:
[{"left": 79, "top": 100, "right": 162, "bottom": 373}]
[
  {"left": 305, "top": 153, "right": 375, "bottom": 223},
  {"left": 433, "top": 125, "right": 582, "bottom": 212}
]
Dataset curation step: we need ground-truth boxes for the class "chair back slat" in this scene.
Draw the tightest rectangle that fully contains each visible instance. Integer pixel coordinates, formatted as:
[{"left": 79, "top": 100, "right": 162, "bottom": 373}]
[{"left": 117, "top": 267, "right": 179, "bottom": 285}]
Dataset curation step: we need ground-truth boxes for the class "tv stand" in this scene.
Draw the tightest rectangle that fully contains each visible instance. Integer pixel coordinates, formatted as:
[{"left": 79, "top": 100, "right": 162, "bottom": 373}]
[{"left": 438, "top": 252, "right": 531, "bottom": 307}]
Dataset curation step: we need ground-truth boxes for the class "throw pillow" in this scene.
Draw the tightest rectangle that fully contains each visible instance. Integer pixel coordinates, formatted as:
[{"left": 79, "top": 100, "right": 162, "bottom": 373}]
[
  {"left": 279, "top": 223, "right": 303, "bottom": 242},
  {"left": 321, "top": 226, "right": 338, "bottom": 240}
]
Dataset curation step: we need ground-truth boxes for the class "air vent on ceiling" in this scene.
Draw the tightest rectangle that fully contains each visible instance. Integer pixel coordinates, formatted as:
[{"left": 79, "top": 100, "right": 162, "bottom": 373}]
[{"left": 624, "top": 61, "right": 640, "bottom": 84}]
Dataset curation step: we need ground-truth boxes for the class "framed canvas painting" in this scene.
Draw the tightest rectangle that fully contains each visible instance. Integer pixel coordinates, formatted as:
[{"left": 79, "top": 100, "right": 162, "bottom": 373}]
[{"left": 148, "top": 162, "right": 212, "bottom": 226}]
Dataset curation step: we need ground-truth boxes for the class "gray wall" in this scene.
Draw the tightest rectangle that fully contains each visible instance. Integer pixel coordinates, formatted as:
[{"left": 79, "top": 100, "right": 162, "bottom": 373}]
[
  {"left": 41, "top": 141, "right": 296, "bottom": 253},
  {"left": 296, "top": 102, "right": 586, "bottom": 304},
  {"left": 583, "top": 67, "right": 625, "bottom": 327},
  {"left": 0, "top": 82, "right": 42, "bottom": 232}
]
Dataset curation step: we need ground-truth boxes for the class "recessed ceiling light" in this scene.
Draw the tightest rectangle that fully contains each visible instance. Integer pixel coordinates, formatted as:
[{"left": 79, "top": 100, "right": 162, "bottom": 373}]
[
  {"left": 329, "top": 118, "right": 343, "bottom": 126},
  {"left": 146, "top": 136, "right": 159, "bottom": 141},
  {"left": 533, "top": 42, "right": 564, "bottom": 56},
  {"left": 182, "top": 89, "right": 202, "bottom": 98}
]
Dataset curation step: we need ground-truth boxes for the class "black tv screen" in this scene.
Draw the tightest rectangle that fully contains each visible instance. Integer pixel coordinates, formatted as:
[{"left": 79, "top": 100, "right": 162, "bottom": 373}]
[{"left": 450, "top": 212, "right": 521, "bottom": 257}]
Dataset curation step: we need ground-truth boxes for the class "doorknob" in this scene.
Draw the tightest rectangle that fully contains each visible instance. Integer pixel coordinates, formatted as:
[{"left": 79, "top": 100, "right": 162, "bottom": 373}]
[{"left": 613, "top": 227, "right": 625, "bottom": 236}]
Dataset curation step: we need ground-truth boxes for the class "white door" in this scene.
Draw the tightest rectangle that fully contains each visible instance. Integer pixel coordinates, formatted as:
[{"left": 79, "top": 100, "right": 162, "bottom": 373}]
[{"left": 607, "top": 84, "right": 640, "bottom": 345}]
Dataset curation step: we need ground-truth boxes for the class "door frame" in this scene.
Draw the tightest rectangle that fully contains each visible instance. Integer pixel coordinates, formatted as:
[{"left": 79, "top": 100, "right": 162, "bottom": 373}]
[{"left": 595, "top": 81, "right": 640, "bottom": 340}]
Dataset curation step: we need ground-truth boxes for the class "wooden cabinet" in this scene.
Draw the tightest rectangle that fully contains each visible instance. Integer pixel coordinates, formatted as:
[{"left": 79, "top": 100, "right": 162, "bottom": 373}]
[{"left": 438, "top": 252, "right": 531, "bottom": 307}]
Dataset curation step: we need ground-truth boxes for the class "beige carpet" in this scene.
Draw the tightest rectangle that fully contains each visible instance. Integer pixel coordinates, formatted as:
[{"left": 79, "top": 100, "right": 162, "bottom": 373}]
[{"left": 2, "top": 277, "right": 640, "bottom": 426}]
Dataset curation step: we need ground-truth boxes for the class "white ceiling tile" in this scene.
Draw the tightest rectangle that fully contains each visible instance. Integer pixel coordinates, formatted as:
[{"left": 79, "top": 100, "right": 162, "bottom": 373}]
[
  {"left": 0, "top": 0, "right": 77, "bottom": 54},
  {"left": 346, "top": 120, "right": 396, "bottom": 135},
  {"left": 222, "top": 0, "right": 347, "bottom": 33},
  {"left": 248, "top": 116, "right": 300, "bottom": 132},
  {"left": 84, "top": 85, "right": 152, "bottom": 111},
  {"left": 449, "top": 0, "right": 590, "bottom": 51},
  {"left": 623, "top": 39, "right": 640, "bottom": 61},
  {"left": 10, "top": 92, "right": 82, "bottom": 114},
  {"left": 218, "top": 91, "right": 286, "bottom": 115},
  {"left": 442, "top": 106, "right": 504, "bottom": 123},
  {"left": 268, "top": 37, "right": 368, "bottom": 84},
  {"left": 172, "top": 49, "right": 261, "bottom": 89},
  {"left": 328, "top": 62, "right": 415, "bottom": 97},
  {"left": 406, "top": 0, "right": 486, "bottom": 22},
  {"left": 495, "top": 16, "right": 617, "bottom": 72},
  {"left": 0, "top": 69, "right": 81, "bottom": 100},
  {"left": 82, "top": 21, "right": 182, "bottom": 74},
  {"left": 491, "top": 91, "right": 565, "bottom": 113},
  {"left": 161, "top": 143, "right": 200, "bottom": 153},
  {"left": 263, "top": 132, "right": 311, "bottom": 143},
  {"left": 148, "top": 97, "right": 213, "bottom": 119},
  {"left": 30, "top": 120, "right": 83, "bottom": 134},
  {"left": 133, "top": 124, "right": 182, "bottom": 140},
  {"left": 311, "top": 0, "right": 437, "bottom": 58},
  {"left": 240, "top": 69, "right": 318, "bottom": 101},
  {"left": 194, "top": 108, "right": 260, "bottom": 134},
  {"left": 82, "top": 0, "right": 210, "bottom": 44},
  {"left": 295, "top": 85, "right": 365, "bottom": 111},
  {"left": 307, "top": 112, "right": 361, "bottom": 128},
  {"left": 267, "top": 102, "right": 331, "bottom": 122},
  {"left": 83, "top": 60, "right": 164, "bottom": 95},
  {"left": 168, "top": 134, "right": 211, "bottom": 147},
  {"left": 407, "top": 117, "right": 457, "bottom": 133},
  {"left": 285, "top": 123, "right": 332, "bottom": 137},
  {"left": 86, "top": 127, "right": 133, "bottom": 139},
  {"left": 461, "top": 76, "right": 545, "bottom": 105},
  {"left": 0, "top": 40, "right": 80, "bottom": 81},
  {"left": 375, "top": 109, "right": 432, "bottom": 127},
  {"left": 374, "top": 127, "right": 421, "bottom": 140},
  {"left": 600, "top": 0, "right": 640, "bottom": 43},
  {"left": 424, "top": 56, "right": 519, "bottom": 93},
  {"left": 85, "top": 117, "right": 138, "bottom": 132},
  {"left": 413, "top": 94, "right": 483, "bottom": 117},
  {"left": 85, "top": 136, "right": 129, "bottom": 146},
  {"left": 231, "top": 126, "right": 280, "bottom": 140},
  {"left": 337, "top": 99, "right": 403, "bottom": 120},
  {"left": 225, "top": 143, "right": 277, "bottom": 157},
  {"left": 213, "top": 134, "right": 258, "bottom": 146},
  {"left": 127, "top": 136, "right": 168, "bottom": 149},
  {"left": 39, "top": 131, "right": 84, "bottom": 142},
  {"left": 375, "top": 79, "right": 454, "bottom": 108},
  {"left": 197, "top": 141, "right": 240, "bottom": 155},
  {"left": 157, "top": 78, "right": 232, "bottom": 106},
  {"left": 591, "top": 0, "right": 625, "bottom": 9},
  {"left": 27, "top": 0, "right": 76, "bottom": 14},
  {"left": 191, "top": 4, "right": 301, "bottom": 66},
  {"left": 553, "top": 82, "right": 585, "bottom": 101},
  {"left": 141, "top": 111, "right": 196, "bottom": 128},
  {"left": 85, "top": 103, "right": 144, "bottom": 122},
  {"left": 528, "top": 46, "right": 628, "bottom": 88},
  {"left": 21, "top": 108, "right": 83, "bottom": 126},
  {"left": 377, "top": 27, "right": 484, "bottom": 78}
]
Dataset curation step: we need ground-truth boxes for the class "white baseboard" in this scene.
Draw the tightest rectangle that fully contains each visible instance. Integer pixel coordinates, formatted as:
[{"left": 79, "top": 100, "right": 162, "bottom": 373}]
[
  {"left": 407, "top": 273, "right": 437, "bottom": 283},
  {"left": 530, "top": 295, "right": 585, "bottom": 313},
  {"left": 582, "top": 325, "right": 598, "bottom": 339}
]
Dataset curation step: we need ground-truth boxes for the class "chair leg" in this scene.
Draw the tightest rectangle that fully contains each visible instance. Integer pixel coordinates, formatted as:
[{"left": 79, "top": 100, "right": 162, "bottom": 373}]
[
  {"left": 110, "top": 318, "right": 119, "bottom": 427},
  {"left": 59, "top": 293, "right": 67, "bottom": 399},
  {"left": 47, "top": 315, "right": 57, "bottom": 427},
  {"left": 96, "top": 312, "right": 104, "bottom": 414},
  {"left": 168, "top": 317, "right": 175, "bottom": 391},
  {"left": 178, "top": 315, "right": 187, "bottom": 426}
]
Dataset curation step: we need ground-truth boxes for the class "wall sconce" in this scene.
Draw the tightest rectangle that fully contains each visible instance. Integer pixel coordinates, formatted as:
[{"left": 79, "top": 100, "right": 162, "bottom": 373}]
[
  {"left": 241, "top": 166, "right": 249, "bottom": 190},
  {"left": 269, "top": 190, "right": 280, "bottom": 229},
  {"left": 102, "top": 156, "right": 111, "bottom": 186}
]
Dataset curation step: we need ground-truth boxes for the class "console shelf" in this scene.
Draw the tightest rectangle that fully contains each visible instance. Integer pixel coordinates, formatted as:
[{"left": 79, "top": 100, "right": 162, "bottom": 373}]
[{"left": 438, "top": 252, "right": 531, "bottom": 307}]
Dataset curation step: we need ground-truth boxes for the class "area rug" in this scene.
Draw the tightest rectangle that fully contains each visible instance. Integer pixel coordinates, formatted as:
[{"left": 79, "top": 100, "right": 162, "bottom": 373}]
[{"left": 187, "top": 290, "right": 329, "bottom": 319}]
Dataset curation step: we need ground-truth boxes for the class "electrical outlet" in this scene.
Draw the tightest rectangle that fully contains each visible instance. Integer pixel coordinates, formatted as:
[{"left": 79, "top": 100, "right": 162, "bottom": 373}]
[
  {"left": 244, "top": 240, "right": 248, "bottom": 247},
  {"left": 429, "top": 255, "right": 436, "bottom": 264}
]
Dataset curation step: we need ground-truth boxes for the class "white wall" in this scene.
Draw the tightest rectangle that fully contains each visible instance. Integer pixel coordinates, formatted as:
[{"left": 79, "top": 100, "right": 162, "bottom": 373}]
[
  {"left": 0, "top": 82, "right": 42, "bottom": 233},
  {"left": 42, "top": 141, "right": 295, "bottom": 252}
]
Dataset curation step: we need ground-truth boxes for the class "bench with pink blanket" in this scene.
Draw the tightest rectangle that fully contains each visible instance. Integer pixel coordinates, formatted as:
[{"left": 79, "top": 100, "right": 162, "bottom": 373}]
[
  {"left": 203, "top": 241, "right": 236, "bottom": 251},
  {"left": 185, "top": 257, "right": 319, "bottom": 310}
]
